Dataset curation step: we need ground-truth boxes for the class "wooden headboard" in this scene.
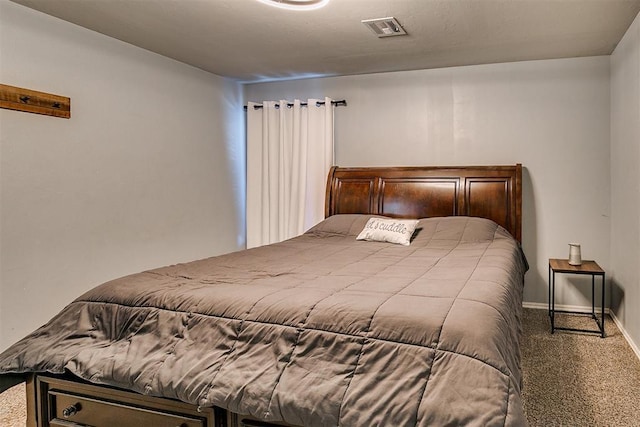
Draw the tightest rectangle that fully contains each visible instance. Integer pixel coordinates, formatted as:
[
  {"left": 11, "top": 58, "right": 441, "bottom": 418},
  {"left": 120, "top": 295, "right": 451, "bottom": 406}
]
[{"left": 325, "top": 164, "right": 522, "bottom": 242}]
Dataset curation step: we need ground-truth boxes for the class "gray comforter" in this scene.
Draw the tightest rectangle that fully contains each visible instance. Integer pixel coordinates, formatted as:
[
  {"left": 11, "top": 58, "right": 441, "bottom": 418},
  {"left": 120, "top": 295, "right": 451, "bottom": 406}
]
[{"left": 0, "top": 215, "right": 527, "bottom": 426}]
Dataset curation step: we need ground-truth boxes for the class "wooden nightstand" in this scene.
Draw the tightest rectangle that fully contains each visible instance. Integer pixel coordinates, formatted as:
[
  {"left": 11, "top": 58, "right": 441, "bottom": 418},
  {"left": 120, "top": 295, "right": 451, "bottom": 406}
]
[{"left": 548, "top": 259, "right": 606, "bottom": 338}]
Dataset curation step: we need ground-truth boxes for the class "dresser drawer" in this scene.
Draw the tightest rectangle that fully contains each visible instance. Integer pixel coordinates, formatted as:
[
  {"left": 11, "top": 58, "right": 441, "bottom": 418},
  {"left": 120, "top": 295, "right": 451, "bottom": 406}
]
[
  {"left": 48, "top": 389, "right": 204, "bottom": 427},
  {"left": 33, "top": 375, "right": 217, "bottom": 427}
]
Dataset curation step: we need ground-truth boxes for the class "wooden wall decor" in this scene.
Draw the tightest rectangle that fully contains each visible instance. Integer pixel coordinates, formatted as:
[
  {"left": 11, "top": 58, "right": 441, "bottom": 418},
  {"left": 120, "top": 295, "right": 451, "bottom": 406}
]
[{"left": 0, "top": 84, "right": 70, "bottom": 118}]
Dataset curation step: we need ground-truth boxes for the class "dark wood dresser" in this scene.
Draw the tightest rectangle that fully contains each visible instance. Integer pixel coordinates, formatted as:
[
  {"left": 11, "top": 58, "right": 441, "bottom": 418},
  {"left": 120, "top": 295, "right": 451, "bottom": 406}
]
[{"left": 27, "top": 374, "right": 294, "bottom": 427}]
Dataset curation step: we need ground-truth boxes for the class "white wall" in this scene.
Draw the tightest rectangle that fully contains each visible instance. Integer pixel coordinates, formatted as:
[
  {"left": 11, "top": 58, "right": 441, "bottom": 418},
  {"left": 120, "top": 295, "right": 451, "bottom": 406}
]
[
  {"left": 0, "top": 2, "right": 245, "bottom": 351},
  {"left": 245, "top": 57, "right": 612, "bottom": 309},
  {"left": 611, "top": 12, "right": 640, "bottom": 349}
]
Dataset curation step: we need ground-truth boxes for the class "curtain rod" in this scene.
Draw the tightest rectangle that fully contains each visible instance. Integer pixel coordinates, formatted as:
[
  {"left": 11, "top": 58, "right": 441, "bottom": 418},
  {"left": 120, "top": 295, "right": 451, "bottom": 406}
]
[{"left": 243, "top": 99, "right": 347, "bottom": 111}]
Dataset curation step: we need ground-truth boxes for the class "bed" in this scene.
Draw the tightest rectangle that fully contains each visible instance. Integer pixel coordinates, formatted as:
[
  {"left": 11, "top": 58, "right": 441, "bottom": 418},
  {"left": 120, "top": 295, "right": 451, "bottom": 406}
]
[{"left": 0, "top": 164, "right": 526, "bottom": 427}]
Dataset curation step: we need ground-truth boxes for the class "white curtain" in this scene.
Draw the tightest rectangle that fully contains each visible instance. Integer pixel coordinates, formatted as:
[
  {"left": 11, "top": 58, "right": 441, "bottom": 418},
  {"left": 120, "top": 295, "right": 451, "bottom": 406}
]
[{"left": 246, "top": 97, "right": 334, "bottom": 248}]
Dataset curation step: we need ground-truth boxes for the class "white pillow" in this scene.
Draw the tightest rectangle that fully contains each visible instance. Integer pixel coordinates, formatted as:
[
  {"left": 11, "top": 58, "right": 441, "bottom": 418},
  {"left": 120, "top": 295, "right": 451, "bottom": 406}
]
[{"left": 356, "top": 217, "right": 419, "bottom": 246}]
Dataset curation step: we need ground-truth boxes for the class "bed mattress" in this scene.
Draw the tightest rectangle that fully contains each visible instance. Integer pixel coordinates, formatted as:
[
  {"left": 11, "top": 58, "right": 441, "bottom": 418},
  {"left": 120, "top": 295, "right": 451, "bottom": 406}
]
[{"left": 0, "top": 215, "right": 527, "bottom": 426}]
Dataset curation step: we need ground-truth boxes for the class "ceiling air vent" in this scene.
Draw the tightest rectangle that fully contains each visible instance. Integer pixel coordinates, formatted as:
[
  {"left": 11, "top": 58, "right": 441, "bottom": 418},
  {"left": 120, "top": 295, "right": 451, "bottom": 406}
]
[{"left": 361, "top": 17, "right": 407, "bottom": 38}]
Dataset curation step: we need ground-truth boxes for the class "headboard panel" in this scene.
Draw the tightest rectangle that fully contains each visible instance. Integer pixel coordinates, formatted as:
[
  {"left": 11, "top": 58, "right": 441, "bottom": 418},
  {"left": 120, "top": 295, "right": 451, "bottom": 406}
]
[{"left": 325, "top": 165, "right": 522, "bottom": 242}]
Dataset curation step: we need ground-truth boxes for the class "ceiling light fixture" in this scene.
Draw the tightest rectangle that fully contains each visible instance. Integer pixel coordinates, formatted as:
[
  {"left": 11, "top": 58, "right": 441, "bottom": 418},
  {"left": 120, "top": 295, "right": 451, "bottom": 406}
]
[{"left": 256, "top": 0, "right": 330, "bottom": 11}]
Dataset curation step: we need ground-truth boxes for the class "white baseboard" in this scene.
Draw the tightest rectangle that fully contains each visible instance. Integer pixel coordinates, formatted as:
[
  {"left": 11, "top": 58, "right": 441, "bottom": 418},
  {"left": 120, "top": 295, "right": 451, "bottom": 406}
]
[
  {"left": 522, "top": 302, "right": 640, "bottom": 362},
  {"left": 609, "top": 310, "right": 640, "bottom": 361},
  {"left": 522, "top": 301, "right": 610, "bottom": 314}
]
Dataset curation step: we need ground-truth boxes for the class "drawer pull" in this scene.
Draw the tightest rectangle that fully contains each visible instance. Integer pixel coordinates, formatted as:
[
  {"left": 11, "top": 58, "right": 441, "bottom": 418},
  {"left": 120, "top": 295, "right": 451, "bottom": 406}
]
[{"left": 62, "top": 403, "right": 81, "bottom": 418}]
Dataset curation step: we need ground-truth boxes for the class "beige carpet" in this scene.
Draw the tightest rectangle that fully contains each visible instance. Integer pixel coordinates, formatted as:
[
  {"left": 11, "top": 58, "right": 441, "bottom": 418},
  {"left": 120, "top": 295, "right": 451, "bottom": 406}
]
[
  {"left": 1, "top": 308, "right": 639, "bottom": 426},
  {"left": 0, "top": 380, "right": 25, "bottom": 427},
  {"left": 521, "top": 308, "right": 640, "bottom": 425}
]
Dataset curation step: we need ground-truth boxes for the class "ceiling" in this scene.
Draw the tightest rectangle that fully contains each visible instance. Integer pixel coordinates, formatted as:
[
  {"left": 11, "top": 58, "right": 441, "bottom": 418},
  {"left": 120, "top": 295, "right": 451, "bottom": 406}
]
[{"left": 10, "top": 0, "right": 640, "bottom": 83}]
